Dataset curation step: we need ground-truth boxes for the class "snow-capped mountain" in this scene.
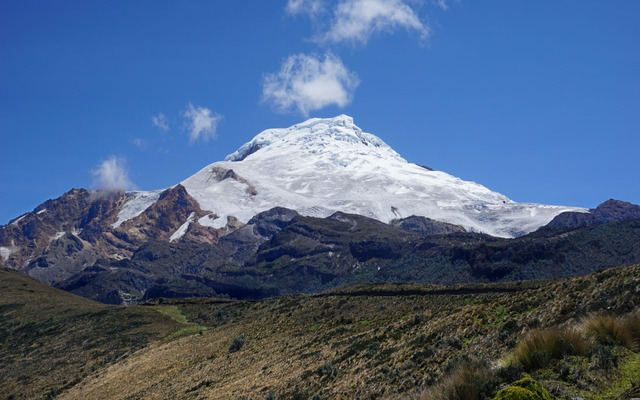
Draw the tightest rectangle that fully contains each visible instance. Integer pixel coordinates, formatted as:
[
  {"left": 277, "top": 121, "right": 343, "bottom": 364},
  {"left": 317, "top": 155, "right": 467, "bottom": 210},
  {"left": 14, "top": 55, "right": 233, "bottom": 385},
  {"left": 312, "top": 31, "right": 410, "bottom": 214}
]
[
  {"left": 6, "top": 115, "right": 640, "bottom": 305},
  {"left": 117, "top": 115, "right": 584, "bottom": 238}
]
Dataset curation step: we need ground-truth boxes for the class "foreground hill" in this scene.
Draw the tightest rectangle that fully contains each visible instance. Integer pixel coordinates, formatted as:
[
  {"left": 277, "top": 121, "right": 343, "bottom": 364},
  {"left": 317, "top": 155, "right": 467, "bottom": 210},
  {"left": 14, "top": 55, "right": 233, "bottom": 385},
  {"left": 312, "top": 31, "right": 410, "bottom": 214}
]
[
  {"left": 0, "top": 268, "right": 183, "bottom": 399},
  {"left": 2, "top": 264, "right": 638, "bottom": 399}
]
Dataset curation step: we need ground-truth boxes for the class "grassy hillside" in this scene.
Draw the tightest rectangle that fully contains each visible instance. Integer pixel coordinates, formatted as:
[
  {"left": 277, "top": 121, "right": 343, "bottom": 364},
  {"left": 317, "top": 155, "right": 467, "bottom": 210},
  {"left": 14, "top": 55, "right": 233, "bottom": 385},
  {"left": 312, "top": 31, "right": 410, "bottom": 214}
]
[
  {"left": 43, "top": 264, "right": 640, "bottom": 399},
  {"left": 0, "top": 268, "right": 183, "bottom": 399}
]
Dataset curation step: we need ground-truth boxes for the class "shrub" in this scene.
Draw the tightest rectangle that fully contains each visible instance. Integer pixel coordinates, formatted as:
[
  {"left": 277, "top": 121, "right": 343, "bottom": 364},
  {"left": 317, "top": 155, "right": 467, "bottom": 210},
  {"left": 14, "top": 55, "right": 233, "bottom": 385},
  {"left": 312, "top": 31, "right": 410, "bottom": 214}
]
[
  {"left": 618, "top": 312, "right": 640, "bottom": 352},
  {"left": 229, "top": 335, "right": 245, "bottom": 353},
  {"left": 584, "top": 312, "right": 640, "bottom": 350},
  {"left": 414, "top": 313, "right": 426, "bottom": 325},
  {"left": 513, "top": 327, "right": 588, "bottom": 371},
  {"left": 492, "top": 376, "right": 553, "bottom": 400},
  {"left": 584, "top": 314, "right": 627, "bottom": 346},
  {"left": 589, "top": 343, "right": 619, "bottom": 370},
  {"left": 316, "top": 362, "right": 338, "bottom": 379},
  {"left": 446, "top": 337, "right": 463, "bottom": 349},
  {"left": 495, "top": 362, "right": 525, "bottom": 383},
  {"left": 420, "top": 360, "right": 499, "bottom": 400},
  {"left": 491, "top": 386, "right": 537, "bottom": 400}
]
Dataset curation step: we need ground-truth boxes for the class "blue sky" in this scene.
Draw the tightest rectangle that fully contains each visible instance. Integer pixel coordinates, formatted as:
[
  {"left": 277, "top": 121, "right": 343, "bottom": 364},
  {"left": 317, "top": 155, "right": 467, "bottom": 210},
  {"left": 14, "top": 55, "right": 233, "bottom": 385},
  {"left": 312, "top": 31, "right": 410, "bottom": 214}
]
[{"left": 1, "top": 1, "right": 639, "bottom": 224}]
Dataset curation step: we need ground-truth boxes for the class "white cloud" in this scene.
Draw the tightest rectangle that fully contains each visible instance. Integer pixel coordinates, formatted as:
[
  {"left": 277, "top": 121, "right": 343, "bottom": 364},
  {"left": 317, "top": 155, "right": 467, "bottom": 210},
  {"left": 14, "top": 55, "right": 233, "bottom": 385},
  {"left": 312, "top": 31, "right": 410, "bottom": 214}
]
[
  {"left": 152, "top": 113, "right": 169, "bottom": 132},
  {"left": 318, "top": 0, "right": 430, "bottom": 45},
  {"left": 182, "top": 103, "right": 223, "bottom": 143},
  {"left": 286, "top": 0, "right": 324, "bottom": 17},
  {"left": 262, "top": 52, "right": 359, "bottom": 116},
  {"left": 434, "top": 0, "right": 448, "bottom": 10},
  {"left": 91, "top": 156, "right": 135, "bottom": 191},
  {"left": 432, "top": 0, "right": 457, "bottom": 11}
]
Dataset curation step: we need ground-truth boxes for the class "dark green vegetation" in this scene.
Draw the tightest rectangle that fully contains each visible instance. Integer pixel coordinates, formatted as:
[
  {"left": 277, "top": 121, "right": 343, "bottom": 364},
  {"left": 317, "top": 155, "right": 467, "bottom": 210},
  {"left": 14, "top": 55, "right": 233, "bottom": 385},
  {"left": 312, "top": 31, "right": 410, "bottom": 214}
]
[
  {"left": 2, "top": 264, "right": 638, "bottom": 399},
  {"left": 59, "top": 214, "right": 640, "bottom": 304}
]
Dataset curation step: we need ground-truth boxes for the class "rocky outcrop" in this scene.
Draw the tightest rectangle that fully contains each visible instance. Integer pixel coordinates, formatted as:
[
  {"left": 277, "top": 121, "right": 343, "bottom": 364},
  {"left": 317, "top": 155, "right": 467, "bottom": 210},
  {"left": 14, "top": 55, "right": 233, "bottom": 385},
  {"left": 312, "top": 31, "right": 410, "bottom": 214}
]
[
  {"left": 0, "top": 189, "right": 127, "bottom": 274},
  {"left": 0, "top": 185, "right": 228, "bottom": 285},
  {"left": 118, "top": 184, "right": 221, "bottom": 244},
  {"left": 210, "top": 207, "right": 300, "bottom": 266},
  {"left": 54, "top": 207, "right": 301, "bottom": 304},
  {"left": 390, "top": 215, "right": 466, "bottom": 236},
  {"left": 546, "top": 199, "right": 640, "bottom": 228}
]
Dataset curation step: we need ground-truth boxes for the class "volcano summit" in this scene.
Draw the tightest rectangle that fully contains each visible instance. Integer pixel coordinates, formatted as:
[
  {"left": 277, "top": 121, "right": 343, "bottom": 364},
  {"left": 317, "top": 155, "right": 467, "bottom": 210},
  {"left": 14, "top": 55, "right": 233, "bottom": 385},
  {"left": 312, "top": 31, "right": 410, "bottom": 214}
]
[{"left": 118, "top": 115, "right": 583, "bottom": 238}]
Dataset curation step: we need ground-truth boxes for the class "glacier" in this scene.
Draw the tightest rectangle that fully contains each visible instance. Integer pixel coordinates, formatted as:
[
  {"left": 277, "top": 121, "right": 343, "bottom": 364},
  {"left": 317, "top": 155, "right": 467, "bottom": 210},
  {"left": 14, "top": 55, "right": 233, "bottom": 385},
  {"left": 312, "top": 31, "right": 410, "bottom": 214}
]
[{"left": 116, "top": 115, "right": 586, "bottom": 238}]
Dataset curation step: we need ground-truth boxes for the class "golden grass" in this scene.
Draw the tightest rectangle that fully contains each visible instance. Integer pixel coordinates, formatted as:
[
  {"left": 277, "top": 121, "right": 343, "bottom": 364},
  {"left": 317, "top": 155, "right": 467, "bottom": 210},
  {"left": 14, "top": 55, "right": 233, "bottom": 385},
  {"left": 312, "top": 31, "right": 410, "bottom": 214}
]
[
  {"left": 2, "top": 264, "right": 639, "bottom": 399},
  {"left": 619, "top": 312, "right": 640, "bottom": 352},
  {"left": 0, "top": 268, "right": 181, "bottom": 400},
  {"left": 584, "top": 314, "right": 629, "bottom": 346},
  {"left": 417, "top": 361, "right": 497, "bottom": 400},
  {"left": 583, "top": 312, "right": 640, "bottom": 351},
  {"left": 512, "top": 327, "right": 589, "bottom": 371}
]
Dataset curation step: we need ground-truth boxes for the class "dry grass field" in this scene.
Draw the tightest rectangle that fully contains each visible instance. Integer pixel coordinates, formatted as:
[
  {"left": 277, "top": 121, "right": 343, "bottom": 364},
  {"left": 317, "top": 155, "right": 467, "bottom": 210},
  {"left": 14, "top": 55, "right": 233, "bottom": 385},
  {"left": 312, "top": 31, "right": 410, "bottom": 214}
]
[{"left": 1, "top": 265, "right": 639, "bottom": 399}]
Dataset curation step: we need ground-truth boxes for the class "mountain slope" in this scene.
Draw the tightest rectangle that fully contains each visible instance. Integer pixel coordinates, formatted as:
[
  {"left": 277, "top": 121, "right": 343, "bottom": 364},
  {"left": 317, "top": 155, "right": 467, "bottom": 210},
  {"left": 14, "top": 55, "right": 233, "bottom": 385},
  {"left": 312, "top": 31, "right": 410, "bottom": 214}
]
[
  {"left": 547, "top": 198, "right": 640, "bottom": 228},
  {"left": 174, "top": 115, "right": 582, "bottom": 238},
  {"left": 0, "top": 115, "right": 589, "bottom": 294},
  {"left": 0, "top": 185, "right": 225, "bottom": 284},
  {"left": 0, "top": 267, "right": 182, "bottom": 400},
  {"left": 56, "top": 210, "right": 640, "bottom": 304},
  {"left": 53, "top": 265, "right": 640, "bottom": 400},
  {"left": 56, "top": 207, "right": 300, "bottom": 303}
]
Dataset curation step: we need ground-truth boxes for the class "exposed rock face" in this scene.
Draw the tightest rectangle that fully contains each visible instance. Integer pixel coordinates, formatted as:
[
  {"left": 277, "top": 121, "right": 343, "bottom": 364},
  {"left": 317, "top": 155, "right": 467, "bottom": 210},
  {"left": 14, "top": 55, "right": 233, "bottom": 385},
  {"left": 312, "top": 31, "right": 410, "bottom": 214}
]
[
  {"left": 391, "top": 215, "right": 466, "bottom": 236},
  {"left": 546, "top": 199, "right": 640, "bottom": 228},
  {"left": 25, "top": 233, "right": 100, "bottom": 285},
  {"left": 56, "top": 207, "right": 301, "bottom": 304},
  {"left": 207, "top": 166, "right": 258, "bottom": 196},
  {"left": 118, "top": 184, "right": 220, "bottom": 244},
  {"left": 0, "top": 189, "right": 127, "bottom": 277},
  {"left": 0, "top": 184, "right": 227, "bottom": 284},
  {"left": 23, "top": 207, "right": 640, "bottom": 304},
  {"left": 210, "top": 207, "right": 300, "bottom": 266}
]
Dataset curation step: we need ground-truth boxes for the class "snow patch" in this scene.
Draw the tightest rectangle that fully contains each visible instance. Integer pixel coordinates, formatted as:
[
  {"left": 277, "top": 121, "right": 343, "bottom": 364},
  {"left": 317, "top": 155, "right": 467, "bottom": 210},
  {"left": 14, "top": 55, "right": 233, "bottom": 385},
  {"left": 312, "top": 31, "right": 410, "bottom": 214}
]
[
  {"left": 169, "top": 212, "right": 195, "bottom": 242},
  {"left": 10, "top": 214, "right": 28, "bottom": 225},
  {"left": 0, "top": 244, "right": 19, "bottom": 261},
  {"left": 112, "top": 190, "right": 162, "bottom": 228},
  {"left": 50, "top": 231, "right": 66, "bottom": 242},
  {"left": 37, "top": 209, "right": 47, "bottom": 215},
  {"left": 198, "top": 214, "right": 220, "bottom": 228}
]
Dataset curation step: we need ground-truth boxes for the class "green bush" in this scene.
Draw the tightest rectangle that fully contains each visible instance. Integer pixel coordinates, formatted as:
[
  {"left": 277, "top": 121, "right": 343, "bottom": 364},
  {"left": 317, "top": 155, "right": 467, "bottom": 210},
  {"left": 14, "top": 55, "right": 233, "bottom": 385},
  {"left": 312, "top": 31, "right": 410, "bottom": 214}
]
[
  {"left": 229, "top": 335, "right": 245, "bottom": 353},
  {"left": 316, "top": 362, "right": 338, "bottom": 379},
  {"left": 492, "top": 376, "right": 552, "bottom": 400},
  {"left": 589, "top": 343, "right": 619, "bottom": 370},
  {"left": 492, "top": 386, "right": 537, "bottom": 400}
]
